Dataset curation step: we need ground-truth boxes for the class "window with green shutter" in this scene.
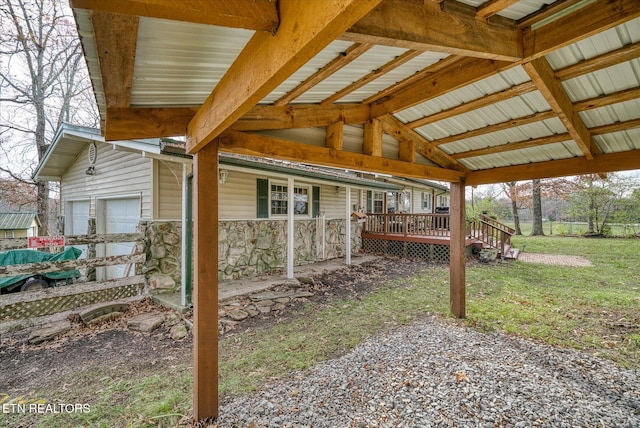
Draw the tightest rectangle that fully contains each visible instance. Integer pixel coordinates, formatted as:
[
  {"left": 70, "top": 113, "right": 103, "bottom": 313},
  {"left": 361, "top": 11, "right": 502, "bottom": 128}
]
[{"left": 256, "top": 178, "right": 269, "bottom": 218}]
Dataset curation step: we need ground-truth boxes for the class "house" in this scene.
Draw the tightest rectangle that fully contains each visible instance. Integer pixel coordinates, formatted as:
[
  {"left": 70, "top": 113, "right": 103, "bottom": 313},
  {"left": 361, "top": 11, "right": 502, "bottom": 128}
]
[
  {"left": 0, "top": 212, "right": 40, "bottom": 239},
  {"left": 34, "top": 123, "right": 448, "bottom": 289}
]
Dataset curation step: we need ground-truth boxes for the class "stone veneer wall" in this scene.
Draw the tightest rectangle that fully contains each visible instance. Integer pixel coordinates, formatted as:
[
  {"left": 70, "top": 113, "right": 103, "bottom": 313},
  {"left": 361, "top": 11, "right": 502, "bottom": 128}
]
[
  {"left": 142, "top": 221, "right": 182, "bottom": 293},
  {"left": 219, "top": 219, "right": 363, "bottom": 281},
  {"left": 142, "top": 219, "right": 363, "bottom": 289}
]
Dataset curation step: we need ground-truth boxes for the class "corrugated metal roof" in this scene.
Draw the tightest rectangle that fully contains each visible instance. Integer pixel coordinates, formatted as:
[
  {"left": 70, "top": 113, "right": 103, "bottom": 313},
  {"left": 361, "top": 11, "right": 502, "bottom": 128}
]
[
  {"left": 460, "top": 141, "right": 583, "bottom": 170},
  {"left": 132, "top": 17, "right": 253, "bottom": 106},
  {"left": 455, "top": 0, "right": 557, "bottom": 21},
  {"left": 0, "top": 213, "right": 39, "bottom": 230},
  {"left": 74, "top": 9, "right": 106, "bottom": 121}
]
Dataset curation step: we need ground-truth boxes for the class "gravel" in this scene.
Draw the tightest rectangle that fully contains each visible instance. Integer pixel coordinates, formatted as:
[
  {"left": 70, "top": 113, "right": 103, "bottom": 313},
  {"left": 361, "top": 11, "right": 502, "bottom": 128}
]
[{"left": 214, "top": 316, "right": 640, "bottom": 427}]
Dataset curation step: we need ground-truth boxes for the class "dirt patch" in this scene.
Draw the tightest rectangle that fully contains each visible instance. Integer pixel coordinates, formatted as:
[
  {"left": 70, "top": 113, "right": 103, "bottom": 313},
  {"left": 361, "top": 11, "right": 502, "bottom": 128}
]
[{"left": 0, "top": 257, "right": 432, "bottom": 398}]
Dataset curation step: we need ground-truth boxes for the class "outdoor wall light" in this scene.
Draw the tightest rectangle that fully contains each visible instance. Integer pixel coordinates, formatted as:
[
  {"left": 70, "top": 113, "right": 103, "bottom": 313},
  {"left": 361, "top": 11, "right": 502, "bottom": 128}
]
[
  {"left": 219, "top": 169, "right": 229, "bottom": 184},
  {"left": 85, "top": 166, "right": 95, "bottom": 176}
]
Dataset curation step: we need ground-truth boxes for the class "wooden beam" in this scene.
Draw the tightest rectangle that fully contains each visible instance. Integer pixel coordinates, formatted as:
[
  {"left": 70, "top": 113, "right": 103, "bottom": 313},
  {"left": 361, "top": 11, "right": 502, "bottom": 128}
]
[
  {"left": 218, "top": 130, "right": 465, "bottom": 182},
  {"left": 343, "top": 0, "right": 522, "bottom": 61},
  {"left": 522, "top": 0, "right": 640, "bottom": 59},
  {"left": 321, "top": 50, "right": 423, "bottom": 105},
  {"left": 371, "top": 57, "right": 511, "bottom": 117},
  {"left": 91, "top": 11, "right": 138, "bottom": 108},
  {"left": 232, "top": 103, "right": 371, "bottom": 131},
  {"left": 380, "top": 115, "right": 465, "bottom": 170},
  {"left": 554, "top": 41, "right": 640, "bottom": 81},
  {"left": 326, "top": 121, "right": 344, "bottom": 150},
  {"left": 407, "top": 81, "right": 537, "bottom": 129},
  {"left": 398, "top": 139, "right": 416, "bottom": 163},
  {"left": 193, "top": 139, "right": 219, "bottom": 420},
  {"left": 476, "top": 0, "right": 519, "bottom": 21},
  {"left": 105, "top": 107, "right": 197, "bottom": 140},
  {"left": 429, "top": 110, "right": 557, "bottom": 146},
  {"left": 589, "top": 117, "right": 640, "bottom": 136},
  {"left": 275, "top": 43, "right": 373, "bottom": 106},
  {"left": 465, "top": 149, "right": 640, "bottom": 185},
  {"left": 186, "top": 0, "right": 382, "bottom": 154},
  {"left": 449, "top": 179, "right": 466, "bottom": 319},
  {"left": 363, "top": 118, "right": 383, "bottom": 156},
  {"left": 523, "top": 57, "right": 599, "bottom": 159},
  {"left": 364, "top": 55, "right": 464, "bottom": 104},
  {"left": 71, "top": 0, "right": 279, "bottom": 32},
  {"left": 450, "top": 133, "right": 571, "bottom": 159},
  {"left": 573, "top": 87, "right": 640, "bottom": 112}
]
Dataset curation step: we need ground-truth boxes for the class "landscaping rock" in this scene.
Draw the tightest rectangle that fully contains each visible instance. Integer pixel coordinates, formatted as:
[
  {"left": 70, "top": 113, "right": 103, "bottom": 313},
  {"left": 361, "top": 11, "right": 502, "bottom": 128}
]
[
  {"left": 79, "top": 303, "right": 130, "bottom": 324},
  {"left": 87, "top": 312, "right": 124, "bottom": 326},
  {"left": 127, "top": 313, "right": 165, "bottom": 332},
  {"left": 169, "top": 323, "right": 188, "bottom": 340},
  {"left": 28, "top": 320, "right": 71, "bottom": 345},
  {"left": 228, "top": 310, "right": 249, "bottom": 321}
]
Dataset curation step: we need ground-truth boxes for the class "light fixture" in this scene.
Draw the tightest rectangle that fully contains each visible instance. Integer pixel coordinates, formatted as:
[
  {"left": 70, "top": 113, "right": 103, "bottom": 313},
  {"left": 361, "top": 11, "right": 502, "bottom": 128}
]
[
  {"left": 219, "top": 169, "right": 229, "bottom": 184},
  {"left": 85, "top": 166, "right": 95, "bottom": 175},
  {"left": 335, "top": 186, "right": 340, "bottom": 196}
]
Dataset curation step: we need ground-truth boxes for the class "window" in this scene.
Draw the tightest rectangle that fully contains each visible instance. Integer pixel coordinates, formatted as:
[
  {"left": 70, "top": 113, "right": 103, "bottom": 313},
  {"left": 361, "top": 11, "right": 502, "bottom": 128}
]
[
  {"left": 373, "top": 192, "right": 384, "bottom": 214},
  {"left": 3, "top": 230, "right": 15, "bottom": 238},
  {"left": 422, "top": 192, "right": 432, "bottom": 211},
  {"left": 270, "top": 184, "right": 310, "bottom": 216},
  {"left": 438, "top": 195, "right": 449, "bottom": 207}
]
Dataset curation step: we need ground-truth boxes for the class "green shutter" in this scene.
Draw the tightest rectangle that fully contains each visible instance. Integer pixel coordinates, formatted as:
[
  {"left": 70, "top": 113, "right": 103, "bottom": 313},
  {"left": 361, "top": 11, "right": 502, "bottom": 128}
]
[
  {"left": 366, "top": 191, "right": 372, "bottom": 213},
  {"left": 257, "top": 179, "right": 269, "bottom": 218},
  {"left": 421, "top": 192, "right": 424, "bottom": 210},
  {"left": 312, "top": 186, "right": 320, "bottom": 218}
]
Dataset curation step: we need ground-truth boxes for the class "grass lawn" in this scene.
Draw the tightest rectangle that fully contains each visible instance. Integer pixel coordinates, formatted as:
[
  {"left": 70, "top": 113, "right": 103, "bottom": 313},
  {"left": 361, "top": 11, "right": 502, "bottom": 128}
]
[{"left": 6, "top": 235, "right": 639, "bottom": 427}]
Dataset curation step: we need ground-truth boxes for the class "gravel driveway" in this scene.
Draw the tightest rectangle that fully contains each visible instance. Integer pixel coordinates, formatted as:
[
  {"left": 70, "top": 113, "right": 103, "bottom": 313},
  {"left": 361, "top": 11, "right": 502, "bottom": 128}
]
[{"left": 214, "top": 316, "right": 640, "bottom": 427}]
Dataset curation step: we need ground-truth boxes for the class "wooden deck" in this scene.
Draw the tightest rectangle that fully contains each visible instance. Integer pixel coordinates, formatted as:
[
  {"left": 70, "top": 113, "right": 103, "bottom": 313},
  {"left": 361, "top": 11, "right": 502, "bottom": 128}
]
[{"left": 362, "top": 213, "right": 516, "bottom": 258}]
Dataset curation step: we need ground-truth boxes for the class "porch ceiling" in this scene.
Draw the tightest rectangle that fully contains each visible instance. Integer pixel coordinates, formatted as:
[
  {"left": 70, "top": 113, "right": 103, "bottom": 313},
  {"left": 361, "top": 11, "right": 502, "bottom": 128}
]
[{"left": 70, "top": 0, "right": 640, "bottom": 185}]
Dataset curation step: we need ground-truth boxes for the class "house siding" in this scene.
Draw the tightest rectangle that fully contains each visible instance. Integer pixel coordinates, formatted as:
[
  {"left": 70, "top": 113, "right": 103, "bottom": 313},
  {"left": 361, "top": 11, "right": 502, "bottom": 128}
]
[
  {"left": 157, "top": 160, "right": 185, "bottom": 220},
  {"left": 60, "top": 142, "right": 152, "bottom": 220}
]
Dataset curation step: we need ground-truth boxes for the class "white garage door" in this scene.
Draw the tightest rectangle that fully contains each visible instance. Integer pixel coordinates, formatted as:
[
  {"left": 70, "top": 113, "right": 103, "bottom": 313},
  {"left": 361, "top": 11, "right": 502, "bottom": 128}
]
[
  {"left": 66, "top": 200, "right": 90, "bottom": 259},
  {"left": 100, "top": 197, "right": 141, "bottom": 279}
]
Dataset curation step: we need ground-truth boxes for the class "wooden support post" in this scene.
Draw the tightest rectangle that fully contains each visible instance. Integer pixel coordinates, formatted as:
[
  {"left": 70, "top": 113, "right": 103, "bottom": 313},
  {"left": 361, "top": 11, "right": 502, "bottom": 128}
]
[
  {"left": 449, "top": 179, "right": 466, "bottom": 318},
  {"left": 193, "top": 140, "right": 219, "bottom": 420}
]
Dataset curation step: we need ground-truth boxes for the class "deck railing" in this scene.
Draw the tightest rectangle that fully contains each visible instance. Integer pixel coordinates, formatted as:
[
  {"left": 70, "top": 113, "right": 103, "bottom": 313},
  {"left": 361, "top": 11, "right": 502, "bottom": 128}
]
[
  {"left": 363, "top": 213, "right": 514, "bottom": 255},
  {"left": 364, "top": 213, "right": 451, "bottom": 237}
]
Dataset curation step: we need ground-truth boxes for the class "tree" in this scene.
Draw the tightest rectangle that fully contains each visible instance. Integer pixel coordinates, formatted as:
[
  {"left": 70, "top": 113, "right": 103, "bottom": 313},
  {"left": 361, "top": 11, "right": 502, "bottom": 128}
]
[
  {"left": 0, "top": 0, "right": 96, "bottom": 234},
  {"left": 567, "top": 174, "right": 632, "bottom": 235},
  {"left": 531, "top": 179, "right": 544, "bottom": 236},
  {"left": 502, "top": 181, "right": 525, "bottom": 235}
]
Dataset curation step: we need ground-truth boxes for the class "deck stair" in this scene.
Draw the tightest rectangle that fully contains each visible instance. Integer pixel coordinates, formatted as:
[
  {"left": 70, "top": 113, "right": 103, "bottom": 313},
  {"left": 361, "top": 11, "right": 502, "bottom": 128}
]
[{"left": 469, "top": 215, "right": 519, "bottom": 260}]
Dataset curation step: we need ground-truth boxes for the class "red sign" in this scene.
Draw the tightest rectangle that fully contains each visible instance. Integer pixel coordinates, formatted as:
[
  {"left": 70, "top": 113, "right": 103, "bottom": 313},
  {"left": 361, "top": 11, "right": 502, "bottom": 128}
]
[{"left": 27, "top": 236, "right": 65, "bottom": 248}]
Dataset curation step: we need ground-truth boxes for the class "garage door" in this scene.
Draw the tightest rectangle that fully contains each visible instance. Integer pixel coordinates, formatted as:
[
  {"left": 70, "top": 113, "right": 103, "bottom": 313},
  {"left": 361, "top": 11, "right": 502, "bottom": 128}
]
[
  {"left": 66, "top": 200, "right": 90, "bottom": 259},
  {"left": 100, "top": 197, "right": 140, "bottom": 279}
]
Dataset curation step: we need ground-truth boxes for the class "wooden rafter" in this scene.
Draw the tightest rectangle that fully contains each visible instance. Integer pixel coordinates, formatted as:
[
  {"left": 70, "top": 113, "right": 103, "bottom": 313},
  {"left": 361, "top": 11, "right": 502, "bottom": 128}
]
[
  {"left": 523, "top": 57, "right": 599, "bottom": 159},
  {"left": 476, "top": 0, "right": 519, "bottom": 21},
  {"left": 92, "top": 11, "right": 138, "bottom": 109},
  {"left": 105, "top": 107, "right": 197, "bottom": 140},
  {"left": 186, "top": 0, "right": 382, "bottom": 154},
  {"left": 218, "top": 130, "right": 465, "bottom": 182},
  {"left": 71, "top": 0, "right": 279, "bottom": 32},
  {"left": 321, "top": 49, "right": 423, "bottom": 105},
  {"left": 589, "top": 117, "right": 640, "bottom": 136},
  {"left": 275, "top": 43, "right": 374, "bottom": 106},
  {"left": 364, "top": 55, "right": 463, "bottom": 104},
  {"left": 466, "top": 149, "right": 640, "bottom": 185},
  {"left": 343, "top": 0, "right": 522, "bottom": 61},
  {"left": 233, "top": 104, "right": 371, "bottom": 131},
  {"left": 450, "top": 133, "right": 571, "bottom": 160},
  {"left": 429, "top": 110, "right": 557, "bottom": 147},
  {"left": 554, "top": 41, "right": 640, "bottom": 81},
  {"left": 522, "top": 0, "right": 640, "bottom": 59},
  {"left": 380, "top": 115, "right": 465, "bottom": 170},
  {"left": 407, "top": 81, "right": 537, "bottom": 129},
  {"left": 517, "top": 0, "right": 584, "bottom": 28},
  {"left": 371, "top": 57, "right": 511, "bottom": 117},
  {"left": 574, "top": 87, "right": 640, "bottom": 112}
]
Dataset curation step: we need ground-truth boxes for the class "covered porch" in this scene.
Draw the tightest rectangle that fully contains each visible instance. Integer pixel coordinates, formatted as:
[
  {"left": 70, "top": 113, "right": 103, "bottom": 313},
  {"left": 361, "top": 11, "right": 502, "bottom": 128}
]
[{"left": 68, "top": 0, "right": 640, "bottom": 420}]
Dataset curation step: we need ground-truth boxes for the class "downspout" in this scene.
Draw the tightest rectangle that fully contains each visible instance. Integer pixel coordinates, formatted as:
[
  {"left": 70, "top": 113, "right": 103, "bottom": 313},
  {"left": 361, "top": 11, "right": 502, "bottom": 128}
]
[{"left": 182, "top": 172, "right": 193, "bottom": 307}]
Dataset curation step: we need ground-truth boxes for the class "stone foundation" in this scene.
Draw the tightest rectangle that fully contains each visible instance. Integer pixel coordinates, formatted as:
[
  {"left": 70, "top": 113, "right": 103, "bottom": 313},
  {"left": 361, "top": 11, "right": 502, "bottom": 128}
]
[
  {"left": 218, "top": 218, "right": 362, "bottom": 281},
  {"left": 142, "top": 221, "right": 182, "bottom": 293}
]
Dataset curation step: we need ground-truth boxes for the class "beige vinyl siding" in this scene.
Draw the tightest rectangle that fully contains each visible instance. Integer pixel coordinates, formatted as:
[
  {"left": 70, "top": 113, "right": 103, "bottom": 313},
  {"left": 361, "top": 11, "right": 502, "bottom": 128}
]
[
  {"left": 218, "top": 169, "right": 258, "bottom": 220},
  {"left": 60, "top": 142, "right": 152, "bottom": 219},
  {"left": 156, "top": 160, "right": 185, "bottom": 220},
  {"left": 320, "top": 185, "right": 349, "bottom": 219}
]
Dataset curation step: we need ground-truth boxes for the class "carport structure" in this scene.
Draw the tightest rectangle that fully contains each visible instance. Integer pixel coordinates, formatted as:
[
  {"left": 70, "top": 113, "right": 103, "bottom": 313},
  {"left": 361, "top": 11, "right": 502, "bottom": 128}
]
[{"left": 69, "top": 0, "right": 640, "bottom": 419}]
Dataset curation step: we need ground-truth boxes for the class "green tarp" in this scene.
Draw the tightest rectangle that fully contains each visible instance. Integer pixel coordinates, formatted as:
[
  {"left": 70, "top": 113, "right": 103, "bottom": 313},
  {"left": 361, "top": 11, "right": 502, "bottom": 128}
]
[{"left": 0, "top": 247, "right": 82, "bottom": 289}]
